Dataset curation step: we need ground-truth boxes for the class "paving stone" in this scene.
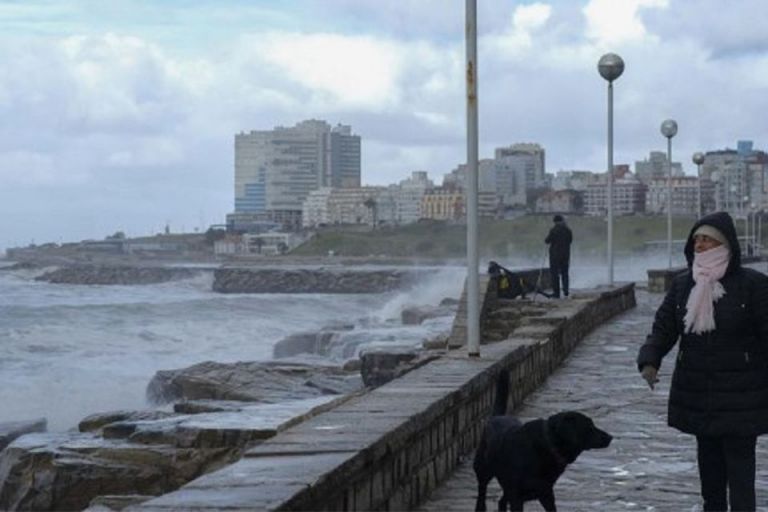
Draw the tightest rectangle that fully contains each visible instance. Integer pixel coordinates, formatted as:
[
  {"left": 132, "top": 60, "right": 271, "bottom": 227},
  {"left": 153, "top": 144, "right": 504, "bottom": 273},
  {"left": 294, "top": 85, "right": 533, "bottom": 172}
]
[{"left": 420, "top": 286, "right": 768, "bottom": 511}]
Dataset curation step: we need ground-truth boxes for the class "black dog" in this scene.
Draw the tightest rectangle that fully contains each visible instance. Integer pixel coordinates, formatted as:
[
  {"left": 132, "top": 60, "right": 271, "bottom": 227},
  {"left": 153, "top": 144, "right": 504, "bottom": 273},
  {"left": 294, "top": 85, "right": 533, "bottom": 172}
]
[
  {"left": 473, "top": 370, "right": 612, "bottom": 511},
  {"left": 487, "top": 261, "right": 553, "bottom": 300}
]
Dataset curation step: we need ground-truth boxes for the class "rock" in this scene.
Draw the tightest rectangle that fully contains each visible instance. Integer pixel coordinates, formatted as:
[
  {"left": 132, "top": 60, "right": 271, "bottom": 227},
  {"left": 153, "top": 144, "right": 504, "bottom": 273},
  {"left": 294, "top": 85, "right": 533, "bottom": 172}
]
[
  {"left": 0, "top": 418, "right": 47, "bottom": 451},
  {"left": 0, "top": 432, "right": 229, "bottom": 511},
  {"left": 35, "top": 265, "right": 200, "bottom": 285},
  {"left": 272, "top": 330, "right": 338, "bottom": 358},
  {"left": 359, "top": 348, "right": 440, "bottom": 387},
  {"left": 87, "top": 494, "right": 155, "bottom": 511},
  {"left": 146, "top": 360, "right": 362, "bottom": 405},
  {"left": 440, "top": 297, "right": 460, "bottom": 307},
  {"left": 212, "top": 268, "right": 425, "bottom": 293},
  {"left": 173, "top": 400, "right": 253, "bottom": 414},
  {"left": 423, "top": 334, "right": 448, "bottom": 350},
  {"left": 401, "top": 304, "right": 456, "bottom": 325},
  {"left": 342, "top": 358, "right": 362, "bottom": 372},
  {"left": 79, "top": 411, "right": 177, "bottom": 433}
]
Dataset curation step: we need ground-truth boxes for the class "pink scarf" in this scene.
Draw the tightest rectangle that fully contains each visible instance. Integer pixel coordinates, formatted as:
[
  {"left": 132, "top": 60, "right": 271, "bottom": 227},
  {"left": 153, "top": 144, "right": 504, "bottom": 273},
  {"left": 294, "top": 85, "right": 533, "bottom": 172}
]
[{"left": 683, "top": 245, "right": 730, "bottom": 334}]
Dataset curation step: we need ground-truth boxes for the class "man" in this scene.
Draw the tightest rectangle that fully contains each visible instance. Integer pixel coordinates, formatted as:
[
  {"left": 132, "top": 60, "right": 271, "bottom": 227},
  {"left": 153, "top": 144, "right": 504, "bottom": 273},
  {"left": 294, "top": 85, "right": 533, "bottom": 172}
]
[{"left": 544, "top": 214, "right": 572, "bottom": 298}]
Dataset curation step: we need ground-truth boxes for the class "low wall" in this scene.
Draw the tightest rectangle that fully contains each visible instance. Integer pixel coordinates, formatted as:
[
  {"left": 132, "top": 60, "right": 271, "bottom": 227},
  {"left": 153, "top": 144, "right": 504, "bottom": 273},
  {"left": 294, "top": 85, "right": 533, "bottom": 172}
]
[
  {"left": 447, "top": 267, "right": 551, "bottom": 348},
  {"left": 213, "top": 268, "right": 425, "bottom": 293},
  {"left": 134, "top": 283, "right": 635, "bottom": 511}
]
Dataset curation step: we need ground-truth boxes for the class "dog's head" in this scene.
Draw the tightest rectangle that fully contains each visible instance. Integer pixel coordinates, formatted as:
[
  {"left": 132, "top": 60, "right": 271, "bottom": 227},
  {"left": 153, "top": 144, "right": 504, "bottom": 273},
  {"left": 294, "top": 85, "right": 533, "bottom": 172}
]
[{"left": 547, "top": 411, "right": 612, "bottom": 457}]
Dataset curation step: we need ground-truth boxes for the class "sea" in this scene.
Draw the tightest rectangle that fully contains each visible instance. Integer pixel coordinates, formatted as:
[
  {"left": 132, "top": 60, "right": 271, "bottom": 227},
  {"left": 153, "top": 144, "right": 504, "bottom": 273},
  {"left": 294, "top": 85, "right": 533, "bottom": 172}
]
[
  {"left": 0, "top": 254, "right": 680, "bottom": 431},
  {"left": 0, "top": 264, "right": 468, "bottom": 431}
]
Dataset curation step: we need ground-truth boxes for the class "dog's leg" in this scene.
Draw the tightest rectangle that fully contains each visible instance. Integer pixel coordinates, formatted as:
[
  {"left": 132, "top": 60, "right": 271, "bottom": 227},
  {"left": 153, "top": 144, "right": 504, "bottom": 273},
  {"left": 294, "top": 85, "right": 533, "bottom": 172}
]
[
  {"left": 474, "top": 477, "right": 490, "bottom": 512},
  {"left": 501, "top": 491, "right": 522, "bottom": 512},
  {"left": 538, "top": 489, "right": 557, "bottom": 512}
]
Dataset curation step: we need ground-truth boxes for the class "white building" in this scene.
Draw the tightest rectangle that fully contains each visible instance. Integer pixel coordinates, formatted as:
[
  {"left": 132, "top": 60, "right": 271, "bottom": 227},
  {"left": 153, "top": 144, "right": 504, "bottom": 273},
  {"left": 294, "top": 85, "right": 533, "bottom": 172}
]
[
  {"left": 646, "top": 176, "right": 709, "bottom": 215},
  {"left": 585, "top": 172, "right": 646, "bottom": 216},
  {"left": 394, "top": 171, "right": 434, "bottom": 224},
  {"left": 635, "top": 151, "right": 683, "bottom": 183},
  {"left": 302, "top": 187, "right": 392, "bottom": 228},
  {"left": 234, "top": 120, "right": 361, "bottom": 229},
  {"left": 494, "top": 143, "right": 546, "bottom": 206}
]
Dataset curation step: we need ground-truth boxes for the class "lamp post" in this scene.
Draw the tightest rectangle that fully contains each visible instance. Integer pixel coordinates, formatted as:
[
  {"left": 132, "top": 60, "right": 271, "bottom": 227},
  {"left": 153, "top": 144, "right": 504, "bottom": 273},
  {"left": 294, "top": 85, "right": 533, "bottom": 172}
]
[
  {"left": 661, "top": 119, "right": 678, "bottom": 268},
  {"left": 598, "top": 53, "right": 624, "bottom": 286},
  {"left": 465, "top": 0, "right": 479, "bottom": 357},
  {"left": 693, "top": 152, "right": 705, "bottom": 218}
]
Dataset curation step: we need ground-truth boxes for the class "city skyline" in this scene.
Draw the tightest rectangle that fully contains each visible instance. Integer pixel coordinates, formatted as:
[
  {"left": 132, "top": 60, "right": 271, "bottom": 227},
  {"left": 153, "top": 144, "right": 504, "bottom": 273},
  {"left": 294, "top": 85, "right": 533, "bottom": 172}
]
[{"left": 2, "top": 0, "right": 768, "bottom": 250}]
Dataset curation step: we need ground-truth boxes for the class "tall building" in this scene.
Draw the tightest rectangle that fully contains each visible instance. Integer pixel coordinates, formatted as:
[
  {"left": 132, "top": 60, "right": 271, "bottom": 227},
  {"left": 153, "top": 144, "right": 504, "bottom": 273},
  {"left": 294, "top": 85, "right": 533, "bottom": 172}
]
[
  {"left": 585, "top": 171, "right": 646, "bottom": 216},
  {"left": 635, "top": 151, "right": 683, "bottom": 183},
  {"left": 494, "top": 143, "right": 546, "bottom": 206},
  {"left": 234, "top": 120, "right": 361, "bottom": 229},
  {"left": 703, "top": 141, "right": 768, "bottom": 214},
  {"left": 646, "top": 176, "right": 714, "bottom": 215}
]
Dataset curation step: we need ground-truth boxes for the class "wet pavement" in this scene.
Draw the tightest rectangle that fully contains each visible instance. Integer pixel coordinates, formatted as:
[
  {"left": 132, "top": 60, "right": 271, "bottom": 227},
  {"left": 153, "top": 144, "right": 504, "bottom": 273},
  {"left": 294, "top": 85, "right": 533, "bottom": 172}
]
[{"left": 420, "top": 286, "right": 768, "bottom": 512}]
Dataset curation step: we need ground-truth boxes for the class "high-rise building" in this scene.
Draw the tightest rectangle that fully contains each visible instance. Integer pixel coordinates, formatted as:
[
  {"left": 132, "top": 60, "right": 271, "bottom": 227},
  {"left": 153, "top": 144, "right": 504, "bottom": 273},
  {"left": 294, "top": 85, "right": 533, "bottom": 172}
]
[
  {"left": 233, "top": 120, "right": 361, "bottom": 229},
  {"left": 702, "top": 141, "right": 768, "bottom": 214},
  {"left": 635, "top": 151, "right": 683, "bottom": 183},
  {"left": 494, "top": 143, "right": 546, "bottom": 206}
]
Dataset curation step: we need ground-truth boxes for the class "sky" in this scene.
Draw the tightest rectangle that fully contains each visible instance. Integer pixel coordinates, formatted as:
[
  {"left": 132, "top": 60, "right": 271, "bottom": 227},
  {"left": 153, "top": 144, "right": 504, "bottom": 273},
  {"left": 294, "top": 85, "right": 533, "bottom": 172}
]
[{"left": 2, "top": 0, "right": 768, "bottom": 250}]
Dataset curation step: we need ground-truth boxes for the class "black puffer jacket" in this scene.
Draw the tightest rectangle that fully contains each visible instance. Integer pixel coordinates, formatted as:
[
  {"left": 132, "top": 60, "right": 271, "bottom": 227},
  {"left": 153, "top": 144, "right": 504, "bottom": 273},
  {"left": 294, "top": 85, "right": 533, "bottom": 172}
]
[
  {"left": 545, "top": 221, "right": 572, "bottom": 266},
  {"left": 637, "top": 212, "right": 768, "bottom": 436}
]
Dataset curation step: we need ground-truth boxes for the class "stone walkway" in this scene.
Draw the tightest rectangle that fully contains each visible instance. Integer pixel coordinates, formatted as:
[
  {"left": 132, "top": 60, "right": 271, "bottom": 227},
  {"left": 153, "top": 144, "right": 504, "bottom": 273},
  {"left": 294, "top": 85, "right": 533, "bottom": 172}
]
[{"left": 420, "top": 286, "right": 768, "bottom": 512}]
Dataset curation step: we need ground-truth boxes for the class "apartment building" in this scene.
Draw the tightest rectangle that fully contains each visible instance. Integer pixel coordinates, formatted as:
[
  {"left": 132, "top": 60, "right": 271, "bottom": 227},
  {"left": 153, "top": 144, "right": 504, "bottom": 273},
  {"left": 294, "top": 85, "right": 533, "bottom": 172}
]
[{"left": 234, "top": 120, "right": 360, "bottom": 229}]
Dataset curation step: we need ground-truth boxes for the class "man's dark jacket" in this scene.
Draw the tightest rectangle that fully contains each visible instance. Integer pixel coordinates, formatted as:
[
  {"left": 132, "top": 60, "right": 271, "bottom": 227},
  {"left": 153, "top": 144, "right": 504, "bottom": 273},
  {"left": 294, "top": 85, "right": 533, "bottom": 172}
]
[
  {"left": 637, "top": 211, "right": 768, "bottom": 436},
  {"left": 545, "top": 221, "right": 572, "bottom": 266}
]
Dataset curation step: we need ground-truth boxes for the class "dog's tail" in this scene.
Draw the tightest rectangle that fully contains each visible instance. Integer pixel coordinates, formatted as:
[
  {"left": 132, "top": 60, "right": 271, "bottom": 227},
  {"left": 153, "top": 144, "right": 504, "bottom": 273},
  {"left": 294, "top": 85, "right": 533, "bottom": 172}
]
[{"left": 493, "top": 369, "right": 510, "bottom": 416}]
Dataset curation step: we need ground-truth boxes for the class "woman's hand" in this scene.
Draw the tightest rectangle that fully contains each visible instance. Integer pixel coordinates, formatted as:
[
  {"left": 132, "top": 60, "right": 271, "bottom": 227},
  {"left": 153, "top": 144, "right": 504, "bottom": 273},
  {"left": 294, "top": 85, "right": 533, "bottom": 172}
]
[{"left": 640, "top": 365, "right": 659, "bottom": 390}]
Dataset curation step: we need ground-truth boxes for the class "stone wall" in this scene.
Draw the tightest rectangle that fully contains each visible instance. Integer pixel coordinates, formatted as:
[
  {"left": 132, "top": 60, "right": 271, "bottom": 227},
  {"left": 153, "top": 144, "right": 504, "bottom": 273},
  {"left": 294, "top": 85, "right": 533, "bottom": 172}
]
[
  {"left": 447, "top": 267, "right": 551, "bottom": 348},
  {"left": 212, "top": 268, "right": 424, "bottom": 294},
  {"left": 35, "top": 265, "right": 202, "bottom": 285},
  {"left": 134, "top": 283, "right": 635, "bottom": 511}
]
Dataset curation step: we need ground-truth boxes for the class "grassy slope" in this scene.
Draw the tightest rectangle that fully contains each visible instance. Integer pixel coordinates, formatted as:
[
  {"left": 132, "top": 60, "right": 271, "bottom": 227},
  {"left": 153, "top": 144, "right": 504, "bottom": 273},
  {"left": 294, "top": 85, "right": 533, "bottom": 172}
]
[{"left": 291, "top": 215, "right": 715, "bottom": 260}]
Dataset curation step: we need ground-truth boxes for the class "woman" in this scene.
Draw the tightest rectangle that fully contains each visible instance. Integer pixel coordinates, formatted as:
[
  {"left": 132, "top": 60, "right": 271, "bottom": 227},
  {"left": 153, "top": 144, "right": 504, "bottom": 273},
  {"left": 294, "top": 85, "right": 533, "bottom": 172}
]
[{"left": 637, "top": 211, "right": 768, "bottom": 511}]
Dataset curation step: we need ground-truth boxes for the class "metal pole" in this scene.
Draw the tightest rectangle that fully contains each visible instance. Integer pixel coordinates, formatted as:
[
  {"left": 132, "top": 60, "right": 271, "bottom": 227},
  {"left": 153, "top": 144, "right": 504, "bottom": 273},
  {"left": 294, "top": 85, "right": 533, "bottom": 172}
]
[
  {"left": 697, "top": 164, "right": 702, "bottom": 218},
  {"left": 598, "top": 53, "right": 624, "bottom": 286},
  {"left": 465, "top": 0, "right": 479, "bottom": 357},
  {"left": 607, "top": 81, "right": 614, "bottom": 286},
  {"left": 667, "top": 137, "right": 673, "bottom": 268}
]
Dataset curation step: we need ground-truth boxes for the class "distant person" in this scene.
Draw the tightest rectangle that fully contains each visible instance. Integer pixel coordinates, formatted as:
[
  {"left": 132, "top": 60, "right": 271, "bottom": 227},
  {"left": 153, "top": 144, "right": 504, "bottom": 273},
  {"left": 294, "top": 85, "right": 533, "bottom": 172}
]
[
  {"left": 544, "top": 214, "right": 572, "bottom": 298},
  {"left": 637, "top": 211, "right": 768, "bottom": 512}
]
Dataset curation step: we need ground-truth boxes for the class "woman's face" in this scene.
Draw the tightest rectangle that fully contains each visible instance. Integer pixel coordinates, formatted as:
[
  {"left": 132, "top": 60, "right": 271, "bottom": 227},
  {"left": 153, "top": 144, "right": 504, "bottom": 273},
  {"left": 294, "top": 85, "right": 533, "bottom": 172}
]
[{"left": 693, "top": 234, "right": 723, "bottom": 253}]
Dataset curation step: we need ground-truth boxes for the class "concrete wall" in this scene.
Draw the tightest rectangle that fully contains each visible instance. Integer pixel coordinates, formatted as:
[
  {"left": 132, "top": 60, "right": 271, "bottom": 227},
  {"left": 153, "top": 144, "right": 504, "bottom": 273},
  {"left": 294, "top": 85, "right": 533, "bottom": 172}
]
[{"left": 135, "top": 282, "right": 635, "bottom": 512}]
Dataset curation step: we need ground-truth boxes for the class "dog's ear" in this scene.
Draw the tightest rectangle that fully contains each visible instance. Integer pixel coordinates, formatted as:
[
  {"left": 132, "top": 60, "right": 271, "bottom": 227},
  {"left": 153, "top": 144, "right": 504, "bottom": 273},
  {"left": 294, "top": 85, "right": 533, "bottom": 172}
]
[
  {"left": 550, "top": 412, "right": 612, "bottom": 452},
  {"left": 549, "top": 412, "right": 595, "bottom": 451}
]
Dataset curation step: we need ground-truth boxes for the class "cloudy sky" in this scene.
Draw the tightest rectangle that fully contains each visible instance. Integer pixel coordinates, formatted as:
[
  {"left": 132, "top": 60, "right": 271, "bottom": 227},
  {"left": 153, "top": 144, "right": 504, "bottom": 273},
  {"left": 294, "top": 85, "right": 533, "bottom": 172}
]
[{"left": 1, "top": 0, "right": 767, "bottom": 250}]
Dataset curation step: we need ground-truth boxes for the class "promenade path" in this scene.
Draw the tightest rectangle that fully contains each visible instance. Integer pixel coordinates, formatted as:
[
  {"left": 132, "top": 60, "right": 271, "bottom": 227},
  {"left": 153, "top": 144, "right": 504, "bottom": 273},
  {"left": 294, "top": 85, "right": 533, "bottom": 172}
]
[{"left": 420, "top": 285, "right": 768, "bottom": 512}]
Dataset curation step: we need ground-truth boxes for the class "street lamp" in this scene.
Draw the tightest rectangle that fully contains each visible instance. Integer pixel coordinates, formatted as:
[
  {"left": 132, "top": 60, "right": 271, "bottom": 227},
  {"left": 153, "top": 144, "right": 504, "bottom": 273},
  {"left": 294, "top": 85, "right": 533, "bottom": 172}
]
[
  {"left": 693, "top": 152, "right": 705, "bottom": 218},
  {"left": 661, "top": 119, "right": 678, "bottom": 268},
  {"left": 465, "top": 0, "right": 479, "bottom": 357},
  {"left": 598, "top": 52, "right": 624, "bottom": 286}
]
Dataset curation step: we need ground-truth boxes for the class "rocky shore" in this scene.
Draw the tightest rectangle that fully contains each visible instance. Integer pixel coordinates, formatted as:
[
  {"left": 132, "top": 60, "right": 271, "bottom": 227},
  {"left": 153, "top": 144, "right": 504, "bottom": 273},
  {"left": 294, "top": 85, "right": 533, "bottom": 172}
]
[
  {"left": 212, "top": 267, "right": 426, "bottom": 293},
  {"left": 33, "top": 265, "right": 204, "bottom": 285}
]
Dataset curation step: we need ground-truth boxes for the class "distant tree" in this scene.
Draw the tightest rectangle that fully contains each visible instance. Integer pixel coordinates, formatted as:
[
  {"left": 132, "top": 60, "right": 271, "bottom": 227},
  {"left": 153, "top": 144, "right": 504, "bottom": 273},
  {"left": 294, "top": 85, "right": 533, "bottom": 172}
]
[
  {"left": 363, "top": 197, "right": 378, "bottom": 230},
  {"left": 204, "top": 228, "right": 226, "bottom": 246},
  {"left": 277, "top": 241, "right": 289, "bottom": 255},
  {"left": 106, "top": 231, "right": 126, "bottom": 240}
]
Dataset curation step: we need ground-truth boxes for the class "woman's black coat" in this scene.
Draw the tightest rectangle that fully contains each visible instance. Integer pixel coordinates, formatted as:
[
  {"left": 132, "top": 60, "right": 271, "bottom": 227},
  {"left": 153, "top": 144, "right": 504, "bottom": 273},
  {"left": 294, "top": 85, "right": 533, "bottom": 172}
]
[{"left": 637, "top": 212, "right": 768, "bottom": 437}]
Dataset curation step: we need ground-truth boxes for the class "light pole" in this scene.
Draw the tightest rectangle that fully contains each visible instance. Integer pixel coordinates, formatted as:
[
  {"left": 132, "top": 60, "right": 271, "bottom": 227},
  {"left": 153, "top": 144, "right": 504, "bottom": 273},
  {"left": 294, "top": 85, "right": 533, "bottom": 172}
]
[
  {"left": 693, "top": 152, "right": 705, "bottom": 218},
  {"left": 465, "top": 0, "right": 479, "bottom": 357},
  {"left": 661, "top": 119, "right": 678, "bottom": 268},
  {"left": 598, "top": 53, "right": 624, "bottom": 286}
]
